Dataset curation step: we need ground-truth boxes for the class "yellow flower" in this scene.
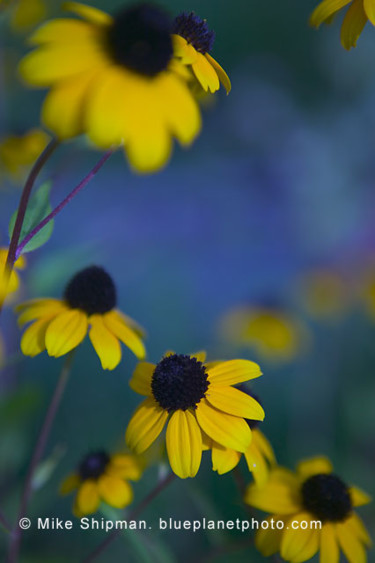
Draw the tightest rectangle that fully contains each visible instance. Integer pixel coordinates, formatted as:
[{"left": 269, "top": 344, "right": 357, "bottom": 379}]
[
  {"left": 19, "top": 2, "right": 202, "bottom": 173},
  {"left": 172, "top": 12, "right": 231, "bottom": 94},
  {"left": 310, "top": 0, "right": 374, "bottom": 50},
  {"left": 0, "top": 0, "right": 46, "bottom": 32},
  {"left": 16, "top": 266, "right": 145, "bottom": 370},
  {"left": 219, "top": 304, "right": 309, "bottom": 363},
  {"left": 0, "top": 129, "right": 50, "bottom": 186},
  {"left": 60, "top": 451, "right": 143, "bottom": 516},
  {"left": 204, "top": 387, "right": 275, "bottom": 486},
  {"left": 0, "top": 247, "right": 26, "bottom": 303},
  {"left": 126, "top": 351, "right": 264, "bottom": 479},
  {"left": 245, "top": 456, "right": 372, "bottom": 562},
  {"left": 299, "top": 269, "right": 351, "bottom": 320}
]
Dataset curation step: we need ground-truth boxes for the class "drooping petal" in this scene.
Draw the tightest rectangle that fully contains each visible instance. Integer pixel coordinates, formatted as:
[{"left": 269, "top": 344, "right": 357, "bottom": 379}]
[
  {"left": 166, "top": 410, "right": 202, "bottom": 478},
  {"left": 88, "top": 314, "right": 122, "bottom": 370},
  {"left": 103, "top": 310, "right": 146, "bottom": 360},
  {"left": 205, "top": 53, "right": 231, "bottom": 93},
  {"left": 296, "top": 456, "right": 333, "bottom": 480},
  {"left": 76, "top": 480, "right": 100, "bottom": 515},
  {"left": 17, "top": 299, "right": 66, "bottom": 327},
  {"left": 364, "top": 0, "right": 375, "bottom": 25},
  {"left": 345, "top": 513, "right": 372, "bottom": 547},
  {"left": 336, "top": 519, "right": 367, "bottom": 563},
  {"left": 320, "top": 523, "right": 340, "bottom": 563},
  {"left": 349, "top": 486, "right": 372, "bottom": 507},
  {"left": 45, "top": 309, "right": 88, "bottom": 357},
  {"left": 252, "top": 429, "right": 276, "bottom": 464},
  {"left": 126, "top": 398, "right": 168, "bottom": 454},
  {"left": 280, "top": 512, "right": 319, "bottom": 561},
  {"left": 97, "top": 474, "right": 133, "bottom": 508},
  {"left": 206, "top": 386, "right": 265, "bottom": 420},
  {"left": 341, "top": 0, "right": 367, "bottom": 49},
  {"left": 244, "top": 444, "right": 269, "bottom": 487},
  {"left": 129, "top": 362, "right": 155, "bottom": 396},
  {"left": 207, "top": 359, "right": 262, "bottom": 386},
  {"left": 245, "top": 468, "right": 301, "bottom": 514},
  {"left": 310, "top": 0, "right": 352, "bottom": 27},
  {"left": 255, "top": 516, "right": 284, "bottom": 556},
  {"left": 195, "top": 398, "right": 252, "bottom": 452},
  {"left": 211, "top": 442, "right": 241, "bottom": 474},
  {"left": 192, "top": 52, "right": 220, "bottom": 93},
  {"left": 20, "top": 317, "right": 51, "bottom": 356},
  {"left": 59, "top": 473, "right": 80, "bottom": 495}
]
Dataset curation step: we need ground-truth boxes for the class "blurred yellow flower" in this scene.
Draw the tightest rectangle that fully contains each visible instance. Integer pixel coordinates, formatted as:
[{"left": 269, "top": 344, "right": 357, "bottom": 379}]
[
  {"left": 0, "top": 0, "right": 46, "bottom": 32},
  {"left": 245, "top": 456, "right": 372, "bottom": 562},
  {"left": 172, "top": 12, "right": 231, "bottom": 94},
  {"left": 0, "top": 129, "right": 50, "bottom": 186},
  {"left": 16, "top": 266, "right": 145, "bottom": 370},
  {"left": 0, "top": 247, "right": 26, "bottom": 304},
  {"left": 219, "top": 304, "right": 310, "bottom": 363},
  {"left": 19, "top": 2, "right": 202, "bottom": 173},
  {"left": 310, "top": 0, "right": 374, "bottom": 50},
  {"left": 299, "top": 270, "right": 352, "bottom": 320},
  {"left": 60, "top": 451, "right": 143, "bottom": 516}
]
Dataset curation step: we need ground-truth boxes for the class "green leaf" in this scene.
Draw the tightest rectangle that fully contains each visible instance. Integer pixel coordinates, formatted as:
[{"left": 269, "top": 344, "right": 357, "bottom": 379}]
[{"left": 9, "top": 180, "right": 54, "bottom": 254}]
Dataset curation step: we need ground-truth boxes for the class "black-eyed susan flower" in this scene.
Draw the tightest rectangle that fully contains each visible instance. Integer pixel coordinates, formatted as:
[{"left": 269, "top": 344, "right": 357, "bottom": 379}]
[
  {"left": 0, "top": 129, "right": 50, "bottom": 186},
  {"left": 310, "top": 0, "right": 375, "bottom": 50},
  {"left": 19, "top": 2, "right": 202, "bottom": 173},
  {"left": 126, "top": 351, "right": 264, "bottom": 479},
  {"left": 1, "top": 0, "right": 46, "bottom": 32},
  {"left": 60, "top": 450, "right": 143, "bottom": 516},
  {"left": 16, "top": 265, "right": 145, "bottom": 370},
  {"left": 204, "top": 388, "right": 275, "bottom": 486},
  {"left": 219, "top": 304, "right": 310, "bottom": 363},
  {"left": 0, "top": 247, "right": 26, "bottom": 303},
  {"left": 172, "top": 11, "right": 231, "bottom": 94},
  {"left": 245, "top": 456, "right": 372, "bottom": 562}
]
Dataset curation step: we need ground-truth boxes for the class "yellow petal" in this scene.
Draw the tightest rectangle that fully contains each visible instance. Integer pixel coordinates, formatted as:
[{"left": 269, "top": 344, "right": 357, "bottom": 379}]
[
  {"left": 310, "top": 0, "right": 352, "bottom": 27},
  {"left": 192, "top": 351, "right": 206, "bottom": 363},
  {"left": 336, "top": 519, "right": 367, "bottom": 563},
  {"left": 42, "top": 70, "right": 99, "bottom": 139},
  {"left": 20, "top": 317, "right": 50, "bottom": 357},
  {"left": 103, "top": 310, "right": 146, "bottom": 360},
  {"left": 205, "top": 53, "right": 231, "bottom": 94},
  {"left": 97, "top": 474, "right": 133, "bottom": 508},
  {"left": 29, "top": 19, "right": 101, "bottom": 45},
  {"left": 126, "top": 120, "right": 172, "bottom": 174},
  {"left": 252, "top": 429, "right": 276, "bottom": 464},
  {"left": 255, "top": 516, "right": 284, "bottom": 556},
  {"left": 244, "top": 468, "right": 301, "bottom": 514},
  {"left": 107, "top": 454, "right": 143, "bottom": 481},
  {"left": 244, "top": 443, "right": 269, "bottom": 487},
  {"left": 346, "top": 513, "right": 372, "bottom": 547},
  {"left": 207, "top": 359, "right": 262, "bottom": 386},
  {"left": 281, "top": 513, "right": 319, "bottom": 561},
  {"left": 206, "top": 386, "right": 265, "bottom": 420},
  {"left": 296, "top": 456, "right": 333, "bottom": 480},
  {"left": 349, "top": 486, "right": 372, "bottom": 507},
  {"left": 125, "top": 397, "right": 168, "bottom": 454},
  {"left": 60, "top": 473, "right": 80, "bottom": 495},
  {"left": 63, "top": 1, "right": 113, "bottom": 25},
  {"left": 17, "top": 298, "right": 66, "bottom": 327},
  {"left": 211, "top": 442, "right": 241, "bottom": 474},
  {"left": 10, "top": 0, "right": 46, "bottom": 32},
  {"left": 166, "top": 410, "right": 202, "bottom": 478},
  {"left": 341, "top": 0, "right": 367, "bottom": 49},
  {"left": 320, "top": 523, "right": 340, "bottom": 563},
  {"left": 129, "top": 362, "right": 155, "bottom": 396},
  {"left": 45, "top": 309, "right": 88, "bottom": 357},
  {"left": 364, "top": 0, "right": 375, "bottom": 24},
  {"left": 76, "top": 480, "right": 100, "bottom": 515},
  {"left": 195, "top": 398, "right": 252, "bottom": 452},
  {"left": 88, "top": 314, "right": 121, "bottom": 370},
  {"left": 192, "top": 52, "right": 220, "bottom": 93},
  {"left": 172, "top": 34, "right": 198, "bottom": 64}
]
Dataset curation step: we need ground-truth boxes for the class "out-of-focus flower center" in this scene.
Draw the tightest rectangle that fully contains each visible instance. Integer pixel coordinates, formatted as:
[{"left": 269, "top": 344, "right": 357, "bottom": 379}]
[
  {"left": 107, "top": 3, "right": 173, "bottom": 77},
  {"left": 79, "top": 451, "right": 110, "bottom": 480},
  {"left": 64, "top": 266, "right": 117, "bottom": 316},
  {"left": 173, "top": 12, "right": 215, "bottom": 54},
  {"left": 151, "top": 354, "right": 209, "bottom": 411},
  {"left": 301, "top": 473, "right": 352, "bottom": 522}
]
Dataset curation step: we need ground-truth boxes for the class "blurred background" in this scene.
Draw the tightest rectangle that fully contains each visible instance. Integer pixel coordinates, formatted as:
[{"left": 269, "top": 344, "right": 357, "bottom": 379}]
[{"left": 0, "top": 0, "right": 375, "bottom": 561}]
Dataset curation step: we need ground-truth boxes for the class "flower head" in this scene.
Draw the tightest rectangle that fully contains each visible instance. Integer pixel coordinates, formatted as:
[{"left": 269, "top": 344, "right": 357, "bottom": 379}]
[
  {"left": 19, "top": 1, "right": 202, "bottom": 173},
  {"left": 245, "top": 456, "right": 372, "bottom": 562},
  {"left": 60, "top": 450, "right": 143, "bottom": 516},
  {"left": 16, "top": 265, "right": 146, "bottom": 369},
  {"left": 126, "top": 351, "right": 264, "bottom": 479},
  {"left": 205, "top": 387, "right": 275, "bottom": 486},
  {"left": 0, "top": 247, "right": 26, "bottom": 304},
  {"left": 0, "top": 129, "right": 50, "bottom": 186},
  {"left": 172, "top": 11, "right": 231, "bottom": 94},
  {"left": 310, "top": 0, "right": 374, "bottom": 50}
]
